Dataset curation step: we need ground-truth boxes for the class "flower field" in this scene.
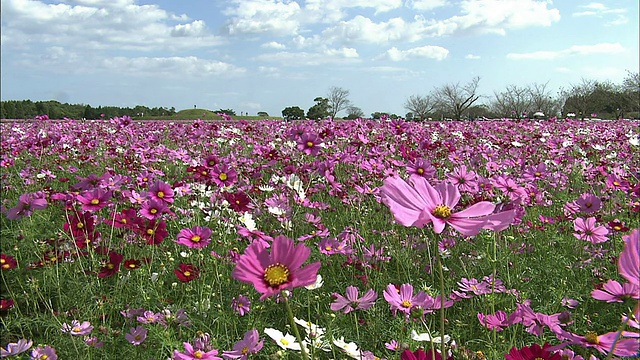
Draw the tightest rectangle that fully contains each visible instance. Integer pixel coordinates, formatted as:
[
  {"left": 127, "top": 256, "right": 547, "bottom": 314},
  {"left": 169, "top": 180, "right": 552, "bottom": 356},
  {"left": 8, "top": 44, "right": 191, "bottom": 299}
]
[{"left": 0, "top": 116, "right": 639, "bottom": 359}]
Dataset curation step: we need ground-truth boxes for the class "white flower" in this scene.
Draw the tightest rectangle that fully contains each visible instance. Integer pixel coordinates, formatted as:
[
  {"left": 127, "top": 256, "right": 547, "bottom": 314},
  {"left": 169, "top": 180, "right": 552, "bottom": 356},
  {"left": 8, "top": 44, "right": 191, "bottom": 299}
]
[
  {"left": 332, "top": 337, "right": 361, "bottom": 359},
  {"left": 264, "top": 328, "right": 305, "bottom": 351},
  {"left": 238, "top": 212, "right": 256, "bottom": 231},
  {"left": 629, "top": 135, "right": 639, "bottom": 146},
  {"left": 304, "top": 274, "right": 324, "bottom": 290},
  {"left": 293, "top": 317, "right": 326, "bottom": 337},
  {"left": 411, "top": 330, "right": 451, "bottom": 344}
]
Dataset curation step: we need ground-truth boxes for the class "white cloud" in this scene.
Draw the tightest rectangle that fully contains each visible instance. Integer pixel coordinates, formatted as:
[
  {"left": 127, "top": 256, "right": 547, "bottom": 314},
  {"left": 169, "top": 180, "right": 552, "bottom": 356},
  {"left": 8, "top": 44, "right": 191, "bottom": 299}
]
[
  {"left": 378, "top": 45, "right": 449, "bottom": 61},
  {"left": 573, "top": 2, "right": 626, "bottom": 17},
  {"left": 224, "top": 0, "right": 302, "bottom": 35},
  {"left": 606, "top": 14, "right": 629, "bottom": 26},
  {"left": 324, "top": 47, "right": 359, "bottom": 58},
  {"left": 322, "top": 15, "right": 429, "bottom": 44},
  {"left": 408, "top": 0, "right": 448, "bottom": 11},
  {"left": 465, "top": 54, "right": 481, "bottom": 59},
  {"left": 254, "top": 49, "right": 362, "bottom": 66},
  {"left": 507, "top": 43, "right": 626, "bottom": 60},
  {"left": 1, "top": 0, "right": 223, "bottom": 51},
  {"left": 261, "top": 41, "right": 287, "bottom": 50}
]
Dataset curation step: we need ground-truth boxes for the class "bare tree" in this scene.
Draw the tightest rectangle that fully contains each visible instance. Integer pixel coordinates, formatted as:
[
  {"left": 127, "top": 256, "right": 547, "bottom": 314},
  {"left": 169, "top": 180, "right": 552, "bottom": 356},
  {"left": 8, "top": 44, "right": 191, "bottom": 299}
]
[
  {"left": 562, "top": 78, "right": 597, "bottom": 119},
  {"left": 404, "top": 94, "right": 436, "bottom": 121},
  {"left": 491, "top": 84, "right": 532, "bottom": 119},
  {"left": 529, "top": 82, "right": 561, "bottom": 117},
  {"left": 326, "top": 86, "right": 351, "bottom": 119},
  {"left": 434, "top": 76, "right": 481, "bottom": 120}
]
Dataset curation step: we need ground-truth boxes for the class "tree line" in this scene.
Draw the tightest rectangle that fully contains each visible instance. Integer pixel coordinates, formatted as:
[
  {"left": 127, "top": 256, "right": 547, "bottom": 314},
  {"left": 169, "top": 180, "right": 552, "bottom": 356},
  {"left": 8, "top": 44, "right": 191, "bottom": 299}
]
[{"left": 0, "top": 100, "right": 177, "bottom": 120}]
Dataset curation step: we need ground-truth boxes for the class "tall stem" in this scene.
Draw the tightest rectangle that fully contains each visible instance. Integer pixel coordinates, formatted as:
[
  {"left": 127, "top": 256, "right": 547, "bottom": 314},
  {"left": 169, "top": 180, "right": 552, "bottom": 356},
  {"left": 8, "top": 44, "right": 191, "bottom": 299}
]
[
  {"left": 435, "top": 243, "right": 446, "bottom": 359},
  {"left": 284, "top": 295, "right": 309, "bottom": 360}
]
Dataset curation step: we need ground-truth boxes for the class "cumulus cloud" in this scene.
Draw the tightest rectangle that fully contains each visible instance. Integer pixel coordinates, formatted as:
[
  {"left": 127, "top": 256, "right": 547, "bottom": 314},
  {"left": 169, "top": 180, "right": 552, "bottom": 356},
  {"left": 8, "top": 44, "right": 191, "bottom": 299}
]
[
  {"left": 507, "top": 43, "right": 626, "bottom": 60},
  {"left": 322, "top": 15, "right": 429, "bottom": 44},
  {"left": 261, "top": 41, "right": 287, "bottom": 50},
  {"left": 572, "top": 2, "right": 626, "bottom": 17},
  {"left": 408, "top": 0, "right": 448, "bottom": 11},
  {"left": 377, "top": 45, "right": 449, "bottom": 61},
  {"left": 224, "top": 0, "right": 302, "bottom": 35}
]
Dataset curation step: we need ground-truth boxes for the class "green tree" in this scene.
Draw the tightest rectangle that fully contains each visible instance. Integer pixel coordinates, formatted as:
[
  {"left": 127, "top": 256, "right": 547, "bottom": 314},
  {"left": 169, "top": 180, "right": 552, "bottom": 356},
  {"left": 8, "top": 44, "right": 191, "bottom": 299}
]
[
  {"left": 282, "top": 106, "right": 305, "bottom": 120},
  {"left": 307, "top": 97, "right": 330, "bottom": 120}
]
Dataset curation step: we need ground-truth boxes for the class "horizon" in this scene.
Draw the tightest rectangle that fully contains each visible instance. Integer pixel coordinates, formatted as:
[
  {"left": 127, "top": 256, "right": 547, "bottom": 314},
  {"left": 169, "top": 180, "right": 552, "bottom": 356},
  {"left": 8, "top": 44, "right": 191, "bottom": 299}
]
[{"left": 1, "top": 0, "right": 638, "bottom": 117}]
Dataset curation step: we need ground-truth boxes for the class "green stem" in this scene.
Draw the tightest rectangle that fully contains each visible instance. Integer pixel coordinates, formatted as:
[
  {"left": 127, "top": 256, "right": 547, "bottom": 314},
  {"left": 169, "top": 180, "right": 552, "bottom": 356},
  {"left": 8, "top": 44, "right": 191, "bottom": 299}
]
[
  {"left": 435, "top": 243, "right": 446, "bottom": 359},
  {"left": 284, "top": 294, "right": 309, "bottom": 360}
]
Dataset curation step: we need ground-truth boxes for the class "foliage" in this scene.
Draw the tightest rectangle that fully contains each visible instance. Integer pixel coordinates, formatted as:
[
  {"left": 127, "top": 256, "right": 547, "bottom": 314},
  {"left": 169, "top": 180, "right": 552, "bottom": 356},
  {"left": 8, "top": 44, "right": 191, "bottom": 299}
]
[
  {"left": 282, "top": 106, "right": 305, "bottom": 120},
  {"left": 307, "top": 97, "right": 330, "bottom": 120}
]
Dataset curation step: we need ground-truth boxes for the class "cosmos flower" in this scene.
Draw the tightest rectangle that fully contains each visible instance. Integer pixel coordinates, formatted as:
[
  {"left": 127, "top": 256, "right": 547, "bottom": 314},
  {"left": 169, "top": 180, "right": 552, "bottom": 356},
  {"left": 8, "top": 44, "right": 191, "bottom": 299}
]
[
  {"left": 1, "top": 339, "right": 33, "bottom": 357},
  {"left": 176, "top": 226, "right": 213, "bottom": 249},
  {"left": 61, "top": 320, "right": 94, "bottom": 336},
  {"left": 330, "top": 286, "right": 378, "bottom": 314},
  {"left": 6, "top": 192, "right": 48, "bottom": 220},
  {"left": 264, "top": 328, "right": 305, "bottom": 351},
  {"left": 232, "top": 235, "right": 321, "bottom": 300},
  {"left": 174, "top": 263, "right": 200, "bottom": 282},
  {"left": 173, "top": 342, "right": 222, "bottom": 360},
  {"left": 573, "top": 217, "right": 609, "bottom": 244},
  {"left": 591, "top": 279, "right": 639, "bottom": 302},
  {"left": 1, "top": 254, "right": 18, "bottom": 270},
  {"left": 619, "top": 229, "right": 639, "bottom": 286},
  {"left": 30, "top": 345, "right": 58, "bottom": 360},
  {"left": 222, "top": 329, "right": 264, "bottom": 359},
  {"left": 504, "top": 343, "right": 561, "bottom": 360},
  {"left": 98, "top": 252, "right": 123, "bottom": 279},
  {"left": 148, "top": 180, "right": 175, "bottom": 204},
  {"left": 76, "top": 188, "right": 112, "bottom": 212},
  {"left": 296, "top": 133, "right": 322, "bottom": 156},
  {"left": 125, "top": 326, "right": 148, "bottom": 345}
]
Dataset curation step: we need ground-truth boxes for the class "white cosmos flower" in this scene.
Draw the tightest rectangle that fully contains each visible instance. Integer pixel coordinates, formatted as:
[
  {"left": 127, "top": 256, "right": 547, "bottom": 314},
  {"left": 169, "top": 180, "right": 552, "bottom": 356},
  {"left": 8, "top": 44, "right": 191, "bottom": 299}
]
[
  {"left": 411, "top": 330, "right": 451, "bottom": 343},
  {"left": 238, "top": 212, "right": 256, "bottom": 231},
  {"left": 264, "top": 328, "right": 305, "bottom": 351},
  {"left": 304, "top": 274, "right": 324, "bottom": 290},
  {"left": 629, "top": 135, "right": 639, "bottom": 146},
  {"left": 332, "top": 337, "right": 361, "bottom": 359}
]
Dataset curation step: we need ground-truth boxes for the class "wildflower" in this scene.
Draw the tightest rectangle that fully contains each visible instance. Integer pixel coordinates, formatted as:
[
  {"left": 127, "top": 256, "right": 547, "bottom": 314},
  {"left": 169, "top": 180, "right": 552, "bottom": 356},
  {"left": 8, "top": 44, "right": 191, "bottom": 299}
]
[
  {"left": 176, "top": 226, "right": 212, "bottom": 249},
  {"left": 137, "top": 310, "right": 164, "bottom": 324},
  {"left": 84, "top": 336, "right": 104, "bottom": 348},
  {"left": 332, "top": 337, "right": 360, "bottom": 358},
  {"left": 406, "top": 158, "right": 436, "bottom": 180},
  {"left": 174, "top": 263, "right": 200, "bottom": 282},
  {"left": 30, "top": 345, "right": 57, "bottom": 360},
  {"left": 380, "top": 176, "right": 514, "bottom": 236},
  {"left": 447, "top": 165, "right": 478, "bottom": 193},
  {"left": 0, "top": 298, "right": 14, "bottom": 312},
  {"left": 1, "top": 254, "right": 17, "bottom": 270},
  {"left": 574, "top": 193, "right": 602, "bottom": 213},
  {"left": 264, "top": 328, "right": 305, "bottom": 351},
  {"left": 138, "top": 219, "right": 169, "bottom": 245},
  {"left": 601, "top": 277, "right": 640, "bottom": 302},
  {"left": 1, "top": 339, "right": 33, "bottom": 357},
  {"left": 76, "top": 188, "right": 112, "bottom": 212},
  {"left": 231, "top": 235, "right": 321, "bottom": 300},
  {"left": 410, "top": 330, "right": 451, "bottom": 343},
  {"left": 61, "top": 320, "right": 93, "bottom": 336},
  {"left": 620, "top": 229, "right": 639, "bottom": 286},
  {"left": 211, "top": 164, "right": 238, "bottom": 187},
  {"left": 608, "top": 219, "right": 629, "bottom": 233},
  {"left": 304, "top": 274, "right": 324, "bottom": 290},
  {"left": 552, "top": 330, "right": 639, "bottom": 357},
  {"left": 504, "top": 343, "right": 561, "bottom": 360},
  {"left": 383, "top": 283, "right": 422, "bottom": 316},
  {"left": 385, "top": 339, "right": 400, "bottom": 351},
  {"left": 231, "top": 295, "right": 251, "bottom": 316},
  {"left": 140, "top": 199, "right": 169, "bottom": 220},
  {"left": 573, "top": 217, "right": 609, "bottom": 244},
  {"left": 561, "top": 297, "right": 579, "bottom": 309},
  {"left": 125, "top": 326, "right": 148, "bottom": 345},
  {"left": 401, "top": 348, "right": 452, "bottom": 360},
  {"left": 330, "top": 286, "right": 378, "bottom": 314},
  {"left": 123, "top": 258, "right": 142, "bottom": 270},
  {"left": 477, "top": 310, "right": 510, "bottom": 331},
  {"left": 296, "top": 133, "right": 322, "bottom": 156},
  {"left": 222, "top": 329, "right": 264, "bottom": 359},
  {"left": 458, "top": 277, "right": 491, "bottom": 295},
  {"left": 148, "top": 180, "right": 175, "bottom": 204},
  {"left": 173, "top": 342, "right": 222, "bottom": 360},
  {"left": 6, "top": 192, "right": 48, "bottom": 220},
  {"left": 318, "top": 237, "right": 353, "bottom": 256},
  {"left": 224, "top": 191, "right": 252, "bottom": 212},
  {"left": 98, "top": 252, "right": 123, "bottom": 278}
]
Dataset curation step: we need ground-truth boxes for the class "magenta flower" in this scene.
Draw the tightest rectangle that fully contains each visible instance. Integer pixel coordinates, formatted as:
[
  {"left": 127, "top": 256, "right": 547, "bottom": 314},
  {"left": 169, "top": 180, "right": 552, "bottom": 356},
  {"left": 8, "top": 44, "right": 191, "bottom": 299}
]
[
  {"left": 231, "top": 295, "right": 251, "bottom": 316},
  {"left": 125, "top": 325, "right": 148, "bottom": 345},
  {"left": 591, "top": 279, "right": 639, "bottom": 302},
  {"left": 446, "top": 165, "right": 478, "bottom": 193},
  {"left": 383, "top": 283, "right": 421, "bottom": 316},
  {"left": 140, "top": 199, "right": 169, "bottom": 220},
  {"left": 574, "top": 193, "right": 602, "bottom": 213},
  {"left": 505, "top": 343, "right": 561, "bottom": 360},
  {"left": 211, "top": 164, "right": 238, "bottom": 187},
  {"left": 477, "top": 310, "right": 509, "bottom": 331},
  {"left": 176, "top": 226, "right": 213, "bottom": 249},
  {"left": 6, "top": 192, "right": 48, "bottom": 220},
  {"left": 61, "top": 320, "right": 93, "bottom": 336},
  {"left": 381, "top": 176, "right": 515, "bottom": 236},
  {"left": 222, "top": 329, "right": 264, "bottom": 359},
  {"left": 573, "top": 217, "right": 609, "bottom": 244},
  {"left": 231, "top": 235, "right": 321, "bottom": 300},
  {"left": 406, "top": 158, "right": 436, "bottom": 180},
  {"left": 620, "top": 229, "right": 639, "bottom": 286},
  {"left": 330, "top": 286, "right": 378, "bottom": 314},
  {"left": 76, "top": 188, "right": 112, "bottom": 212},
  {"left": 148, "top": 180, "right": 174, "bottom": 204},
  {"left": 173, "top": 342, "right": 222, "bottom": 360},
  {"left": 296, "top": 133, "right": 322, "bottom": 156},
  {"left": 30, "top": 345, "right": 58, "bottom": 360}
]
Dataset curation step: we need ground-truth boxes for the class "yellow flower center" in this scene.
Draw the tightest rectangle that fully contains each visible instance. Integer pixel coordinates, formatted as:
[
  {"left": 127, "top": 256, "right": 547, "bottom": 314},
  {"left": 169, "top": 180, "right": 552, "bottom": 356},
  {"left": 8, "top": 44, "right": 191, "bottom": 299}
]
[
  {"left": 194, "top": 350, "right": 204, "bottom": 359},
  {"left": 417, "top": 168, "right": 424, "bottom": 174},
  {"left": 2, "top": 264, "right": 9, "bottom": 269},
  {"left": 534, "top": 172, "right": 541, "bottom": 177},
  {"left": 585, "top": 331, "right": 599, "bottom": 344},
  {"left": 184, "top": 271, "right": 191, "bottom": 277},
  {"left": 219, "top": 173, "right": 228, "bottom": 181},
  {"left": 146, "top": 229, "right": 154, "bottom": 235},
  {"left": 157, "top": 191, "right": 164, "bottom": 198},
  {"left": 401, "top": 300, "right": 412, "bottom": 308},
  {"left": 263, "top": 263, "right": 290, "bottom": 287},
  {"left": 73, "top": 327, "right": 81, "bottom": 332},
  {"left": 613, "top": 181, "right": 620, "bottom": 186},
  {"left": 77, "top": 223, "right": 84, "bottom": 229},
  {"left": 150, "top": 208, "right": 157, "bottom": 214},
  {"left": 306, "top": 141, "right": 314, "bottom": 148},
  {"left": 432, "top": 204, "right": 452, "bottom": 219},
  {"left": 107, "top": 263, "right": 114, "bottom": 269},
  {"left": 90, "top": 199, "right": 100, "bottom": 205},
  {"left": 0, "top": 259, "right": 4, "bottom": 264},
  {"left": 129, "top": 264, "right": 137, "bottom": 268},
  {"left": 191, "top": 235, "right": 201, "bottom": 242},
  {"left": 280, "top": 338, "right": 290, "bottom": 346},
  {"left": 242, "top": 346, "right": 249, "bottom": 354},
  {"left": 325, "top": 246, "right": 332, "bottom": 251}
]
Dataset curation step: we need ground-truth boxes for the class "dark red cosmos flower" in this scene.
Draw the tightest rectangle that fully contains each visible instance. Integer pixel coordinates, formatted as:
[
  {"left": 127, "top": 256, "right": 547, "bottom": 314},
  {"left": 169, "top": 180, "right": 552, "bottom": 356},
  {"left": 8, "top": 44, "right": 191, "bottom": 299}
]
[
  {"left": 400, "top": 349, "right": 453, "bottom": 360},
  {"left": 224, "top": 191, "right": 252, "bottom": 213},
  {"left": 123, "top": 259, "right": 142, "bottom": 270},
  {"left": 98, "top": 252, "right": 123, "bottom": 278},
  {"left": 504, "top": 343, "right": 561, "bottom": 360},
  {"left": 137, "top": 220, "right": 168, "bottom": 245},
  {"left": 0, "top": 298, "right": 14, "bottom": 312},
  {"left": 174, "top": 263, "right": 200, "bottom": 282},
  {"left": 1, "top": 254, "right": 17, "bottom": 270}
]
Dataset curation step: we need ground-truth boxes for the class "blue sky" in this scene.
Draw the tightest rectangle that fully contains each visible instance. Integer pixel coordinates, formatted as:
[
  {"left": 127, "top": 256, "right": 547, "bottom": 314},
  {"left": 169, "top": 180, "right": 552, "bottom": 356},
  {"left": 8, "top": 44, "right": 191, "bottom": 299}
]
[{"left": 1, "top": 0, "right": 638, "bottom": 117}]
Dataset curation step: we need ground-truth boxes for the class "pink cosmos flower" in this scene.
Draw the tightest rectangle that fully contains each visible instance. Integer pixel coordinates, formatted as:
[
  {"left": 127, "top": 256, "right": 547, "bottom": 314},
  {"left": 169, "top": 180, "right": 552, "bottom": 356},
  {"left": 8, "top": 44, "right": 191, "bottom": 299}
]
[
  {"left": 140, "top": 199, "right": 169, "bottom": 220},
  {"left": 148, "top": 180, "right": 174, "bottom": 204},
  {"left": 61, "top": 320, "right": 93, "bottom": 336},
  {"left": 1, "top": 339, "right": 32, "bottom": 357},
  {"left": 477, "top": 310, "right": 509, "bottom": 331},
  {"left": 330, "top": 286, "right": 378, "bottom": 313},
  {"left": 211, "top": 164, "right": 238, "bottom": 187},
  {"left": 446, "top": 165, "right": 478, "bottom": 193},
  {"left": 573, "top": 217, "right": 609, "bottom": 244},
  {"left": 591, "top": 279, "right": 639, "bottom": 302},
  {"left": 406, "top": 158, "right": 436, "bottom": 180},
  {"left": 125, "top": 325, "right": 148, "bottom": 345},
  {"left": 173, "top": 342, "right": 222, "bottom": 360},
  {"left": 231, "top": 235, "right": 321, "bottom": 300},
  {"left": 551, "top": 330, "right": 639, "bottom": 357},
  {"left": 574, "top": 193, "right": 602, "bottom": 213},
  {"left": 620, "top": 229, "right": 639, "bottom": 286},
  {"left": 222, "top": 329, "right": 264, "bottom": 359},
  {"left": 383, "top": 283, "right": 422, "bottom": 316},
  {"left": 176, "top": 226, "right": 212, "bottom": 249},
  {"left": 30, "top": 345, "right": 58, "bottom": 360},
  {"left": 297, "top": 133, "right": 322, "bottom": 155},
  {"left": 6, "top": 192, "right": 48, "bottom": 220},
  {"left": 76, "top": 188, "right": 112, "bottom": 212},
  {"left": 380, "top": 176, "right": 515, "bottom": 236},
  {"left": 231, "top": 295, "right": 251, "bottom": 316}
]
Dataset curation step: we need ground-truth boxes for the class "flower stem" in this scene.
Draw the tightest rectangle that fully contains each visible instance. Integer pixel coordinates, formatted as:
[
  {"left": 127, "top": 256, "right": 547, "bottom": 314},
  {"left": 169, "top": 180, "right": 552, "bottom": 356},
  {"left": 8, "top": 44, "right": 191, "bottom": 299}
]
[
  {"left": 435, "top": 242, "right": 446, "bottom": 359},
  {"left": 284, "top": 295, "right": 309, "bottom": 360}
]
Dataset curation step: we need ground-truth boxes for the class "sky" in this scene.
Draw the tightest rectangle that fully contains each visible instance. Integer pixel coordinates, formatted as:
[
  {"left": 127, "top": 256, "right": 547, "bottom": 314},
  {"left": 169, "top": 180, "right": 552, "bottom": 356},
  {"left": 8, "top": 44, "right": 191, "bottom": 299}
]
[{"left": 1, "top": 0, "right": 638, "bottom": 117}]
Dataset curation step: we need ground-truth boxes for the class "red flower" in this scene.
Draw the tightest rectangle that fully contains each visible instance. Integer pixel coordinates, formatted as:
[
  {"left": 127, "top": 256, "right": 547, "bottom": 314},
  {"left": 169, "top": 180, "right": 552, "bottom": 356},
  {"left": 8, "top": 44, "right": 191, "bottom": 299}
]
[
  {"left": 504, "top": 343, "right": 561, "bottom": 360},
  {"left": 123, "top": 259, "right": 142, "bottom": 270},
  {"left": 174, "top": 263, "right": 200, "bottom": 282},
  {"left": 0, "top": 298, "right": 14, "bottom": 311},
  {"left": 98, "top": 252, "right": 123, "bottom": 278},
  {"left": 401, "top": 349, "right": 452, "bottom": 360},
  {"left": 137, "top": 220, "right": 168, "bottom": 245},
  {"left": 224, "top": 191, "right": 252, "bottom": 213},
  {"left": 1, "top": 254, "right": 17, "bottom": 270}
]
